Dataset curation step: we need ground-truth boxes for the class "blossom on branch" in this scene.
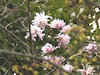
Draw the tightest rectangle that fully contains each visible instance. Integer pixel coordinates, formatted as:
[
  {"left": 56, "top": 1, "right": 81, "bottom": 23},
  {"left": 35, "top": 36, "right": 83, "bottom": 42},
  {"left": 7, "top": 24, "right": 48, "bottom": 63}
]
[
  {"left": 32, "top": 11, "right": 52, "bottom": 29},
  {"left": 77, "top": 66, "right": 94, "bottom": 75},
  {"left": 85, "top": 42, "right": 97, "bottom": 56},
  {"left": 57, "top": 34, "right": 70, "bottom": 48},
  {"left": 43, "top": 56, "right": 65, "bottom": 65},
  {"left": 49, "top": 19, "right": 66, "bottom": 29},
  {"left": 41, "top": 43, "right": 58, "bottom": 54},
  {"left": 62, "top": 64, "right": 74, "bottom": 73},
  {"left": 60, "top": 25, "right": 71, "bottom": 33},
  {"left": 25, "top": 25, "right": 45, "bottom": 41}
]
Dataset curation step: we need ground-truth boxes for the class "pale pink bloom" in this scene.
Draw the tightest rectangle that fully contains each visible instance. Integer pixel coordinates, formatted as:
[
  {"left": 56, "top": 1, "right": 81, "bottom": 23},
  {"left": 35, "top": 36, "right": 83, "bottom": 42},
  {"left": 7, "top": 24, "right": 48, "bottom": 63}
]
[
  {"left": 62, "top": 64, "right": 74, "bottom": 73},
  {"left": 77, "top": 66, "right": 94, "bottom": 75},
  {"left": 85, "top": 43, "right": 97, "bottom": 55},
  {"left": 43, "top": 56, "right": 52, "bottom": 60},
  {"left": 32, "top": 11, "right": 52, "bottom": 29},
  {"left": 25, "top": 25, "right": 45, "bottom": 41},
  {"left": 43, "top": 56, "right": 65, "bottom": 65},
  {"left": 77, "top": 69, "right": 86, "bottom": 75},
  {"left": 41, "top": 43, "right": 57, "bottom": 54},
  {"left": 57, "top": 34, "right": 70, "bottom": 48},
  {"left": 86, "top": 66, "right": 94, "bottom": 75},
  {"left": 25, "top": 33, "right": 30, "bottom": 39},
  {"left": 43, "top": 56, "right": 52, "bottom": 64},
  {"left": 49, "top": 19, "right": 66, "bottom": 29},
  {"left": 60, "top": 25, "right": 71, "bottom": 33},
  {"left": 51, "top": 56, "right": 65, "bottom": 65}
]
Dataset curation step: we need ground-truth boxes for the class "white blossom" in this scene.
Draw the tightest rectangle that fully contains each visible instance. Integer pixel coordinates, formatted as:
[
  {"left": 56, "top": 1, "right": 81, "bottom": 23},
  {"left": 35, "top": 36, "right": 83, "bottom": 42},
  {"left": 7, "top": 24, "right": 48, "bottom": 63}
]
[
  {"left": 62, "top": 64, "right": 74, "bottom": 73},
  {"left": 41, "top": 43, "right": 57, "bottom": 54},
  {"left": 25, "top": 25, "right": 45, "bottom": 41},
  {"left": 32, "top": 11, "right": 52, "bottom": 29},
  {"left": 49, "top": 19, "right": 66, "bottom": 29}
]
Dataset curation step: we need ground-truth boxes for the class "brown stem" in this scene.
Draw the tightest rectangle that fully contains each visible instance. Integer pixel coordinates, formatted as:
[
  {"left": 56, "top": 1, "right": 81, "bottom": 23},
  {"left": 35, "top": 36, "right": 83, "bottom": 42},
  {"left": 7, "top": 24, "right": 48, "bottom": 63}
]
[{"left": 27, "top": 0, "right": 33, "bottom": 54}]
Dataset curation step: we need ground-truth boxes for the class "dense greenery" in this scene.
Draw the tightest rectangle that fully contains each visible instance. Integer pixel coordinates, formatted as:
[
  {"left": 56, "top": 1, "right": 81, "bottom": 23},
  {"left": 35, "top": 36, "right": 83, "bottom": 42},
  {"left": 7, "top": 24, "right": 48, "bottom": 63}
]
[{"left": 0, "top": 0, "right": 100, "bottom": 75}]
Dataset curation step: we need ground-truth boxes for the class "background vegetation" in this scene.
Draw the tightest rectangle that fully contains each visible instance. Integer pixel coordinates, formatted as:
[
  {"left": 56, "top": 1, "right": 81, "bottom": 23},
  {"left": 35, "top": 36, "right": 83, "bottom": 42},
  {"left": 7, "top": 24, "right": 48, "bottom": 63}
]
[{"left": 0, "top": 0, "right": 100, "bottom": 75}]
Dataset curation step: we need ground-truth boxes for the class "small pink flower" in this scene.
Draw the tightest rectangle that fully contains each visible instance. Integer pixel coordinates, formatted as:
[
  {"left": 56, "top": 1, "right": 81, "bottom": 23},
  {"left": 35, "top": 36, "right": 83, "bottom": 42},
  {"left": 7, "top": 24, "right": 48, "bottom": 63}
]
[
  {"left": 60, "top": 25, "right": 71, "bottom": 33},
  {"left": 32, "top": 11, "right": 52, "bottom": 29},
  {"left": 52, "top": 56, "right": 65, "bottom": 65},
  {"left": 77, "top": 69, "right": 87, "bottom": 75},
  {"left": 85, "top": 44, "right": 93, "bottom": 50},
  {"left": 77, "top": 66, "right": 94, "bottom": 75},
  {"left": 49, "top": 19, "right": 66, "bottom": 29},
  {"left": 43, "top": 56, "right": 65, "bottom": 65},
  {"left": 85, "top": 43, "right": 97, "bottom": 55},
  {"left": 62, "top": 64, "right": 74, "bottom": 73},
  {"left": 43, "top": 56, "right": 52, "bottom": 64},
  {"left": 57, "top": 34, "right": 70, "bottom": 48},
  {"left": 25, "top": 25, "right": 45, "bottom": 41},
  {"left": 43, "top": 56, "right": 52, "bottom": 60},
  {"left": 41, "top": 43, "right": 57, "bottom": 54}
]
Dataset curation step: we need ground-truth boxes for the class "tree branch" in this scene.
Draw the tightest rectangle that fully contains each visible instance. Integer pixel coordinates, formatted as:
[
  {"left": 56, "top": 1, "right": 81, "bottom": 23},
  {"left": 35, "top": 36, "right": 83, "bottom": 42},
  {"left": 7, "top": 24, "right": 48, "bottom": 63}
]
[
  {"left": 27, "top": 0, "right": 33, "bottom": 54},
  {"left": 0, "top": 49, "right": 73, "bottom": 75}
]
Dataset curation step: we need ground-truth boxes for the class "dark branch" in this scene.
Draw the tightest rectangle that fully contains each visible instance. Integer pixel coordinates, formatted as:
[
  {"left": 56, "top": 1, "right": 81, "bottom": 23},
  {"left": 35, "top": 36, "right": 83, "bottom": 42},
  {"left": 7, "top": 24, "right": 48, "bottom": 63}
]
[
  {"left": 0, "top": 49, "right": 73, "bottom": 75},
  {"left": 27, "top": 0, "right": 33, "bottom": 54}
]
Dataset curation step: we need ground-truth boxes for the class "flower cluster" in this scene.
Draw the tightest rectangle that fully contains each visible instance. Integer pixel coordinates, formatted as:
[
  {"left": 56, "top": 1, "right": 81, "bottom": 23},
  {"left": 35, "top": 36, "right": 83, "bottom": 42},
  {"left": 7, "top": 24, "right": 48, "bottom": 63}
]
[
  {"left": 25, "top": 11, "right": 76, "bottom": 73},
  {"left": 25, "top": 11, "right": 71, "bottom": 48},
  {"left": 85, "top": 42, "right": 97, "bottom": 56},
  {"left": 25, "top": 12, "right": 52, "bottom": 41},
  {"left": 77, "top": 66, "right": 94, "bottom": 75}
]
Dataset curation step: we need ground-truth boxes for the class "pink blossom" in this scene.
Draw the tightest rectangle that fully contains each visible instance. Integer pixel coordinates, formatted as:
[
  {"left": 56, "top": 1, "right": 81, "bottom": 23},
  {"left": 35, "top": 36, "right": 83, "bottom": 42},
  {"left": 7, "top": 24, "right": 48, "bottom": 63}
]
[
  {"left": 43, "top": 56, "right": 52, "bottom": 60},
  {"left": 77, "top": 69, "right": 86, "bottom": 75},
  {"left": 43, "top": 56, "right": 52, "bottom": 64},
  {"left": 60, "top": 25, "right": 71, "bottom": 33},
  {"left": 25, "top": 25, "right": 45, "bottom": 41},
  {"left": 41, "top": 43, "right": 57, "bottom": 54},
  {"left": 57, "top": 34, "right": 70, "bottom": 48},
  {"left": 32, "top": 11, "right": 52, "bottom": 29},
  {"left": 85, "top": 43, "right": 97, "bottom": 55},
  {"left": 49, "top": 19, "right": 66, "bottom": 29},
  {"left": 43, "top": 56, "right": 65, "bottom": 65},
  {"left": 62, "top": 64, "right": 74, "bottom": 73},
  {"left": 77, "top": 66, "right": 94, "bottom": 75},
  {"left": 51, "top": 56, "right": 65, "bottom": 65}
]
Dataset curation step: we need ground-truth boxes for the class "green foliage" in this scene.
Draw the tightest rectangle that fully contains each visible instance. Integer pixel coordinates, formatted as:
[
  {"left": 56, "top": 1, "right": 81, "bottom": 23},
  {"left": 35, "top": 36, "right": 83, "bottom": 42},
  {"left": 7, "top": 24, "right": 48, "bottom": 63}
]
[{"left": 0, "top": 0, "right": 100, "bottom": 75}]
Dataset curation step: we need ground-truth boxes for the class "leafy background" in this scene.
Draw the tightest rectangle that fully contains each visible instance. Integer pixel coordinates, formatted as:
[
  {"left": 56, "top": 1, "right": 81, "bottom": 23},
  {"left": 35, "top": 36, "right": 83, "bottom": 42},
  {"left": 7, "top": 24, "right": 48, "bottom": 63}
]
[{"left": 0, "top": 0, "right": 100, "bottom": 75}]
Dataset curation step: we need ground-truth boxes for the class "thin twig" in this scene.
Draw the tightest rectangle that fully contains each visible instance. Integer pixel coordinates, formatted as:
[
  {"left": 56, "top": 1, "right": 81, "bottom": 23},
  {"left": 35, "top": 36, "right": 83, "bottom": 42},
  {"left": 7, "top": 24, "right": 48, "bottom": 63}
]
[
  {"left": 46, "top": 68, "right": 56, "bottom": 75},
  {"left": 4, "top": 67, "right": 11, "bottom": 75},
  {"left": 5, "top": 17, "right": 24, "bottom": 29},
  {"left": 0, "top": 4, "right": 7, "bottom": 16},
  {"left": 84, "top": 0, "right": 100, "bottom": 9},
  {"left": 68, "top": 40, "right": 86, "bottom": 60},
  {"left": 21, "top": 17, "right": 28, "bottom": 27},
  {"left": 27, "top": 0, "right": 33, "bottom": 54}
]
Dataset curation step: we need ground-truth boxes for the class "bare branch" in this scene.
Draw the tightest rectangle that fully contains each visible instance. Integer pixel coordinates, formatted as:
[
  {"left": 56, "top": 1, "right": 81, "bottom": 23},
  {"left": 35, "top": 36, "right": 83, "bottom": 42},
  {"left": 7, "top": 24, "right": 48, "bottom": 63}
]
[
  {"left": 27, "top": 0, "right": 33, "bottom": 54},
  {"left": 21, "top": 17, "right": 28, "bottom": 27},
  {"left": 5, "top": 17, "right": 24, "bottom": 29}
]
